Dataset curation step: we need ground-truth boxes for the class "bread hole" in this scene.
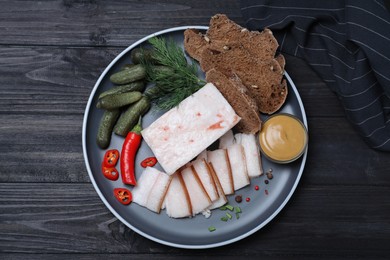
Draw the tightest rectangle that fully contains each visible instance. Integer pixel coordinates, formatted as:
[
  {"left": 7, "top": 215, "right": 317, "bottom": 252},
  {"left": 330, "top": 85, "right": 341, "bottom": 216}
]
[{"left": 209, "top": 49, "right": 221, "bottom": 55}]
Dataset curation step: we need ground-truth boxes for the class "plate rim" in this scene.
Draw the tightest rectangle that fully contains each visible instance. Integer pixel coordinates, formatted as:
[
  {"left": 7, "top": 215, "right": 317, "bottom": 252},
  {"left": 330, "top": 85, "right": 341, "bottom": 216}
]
[{"left": 82, "top": 26, "right": 308, "bottom": 249}]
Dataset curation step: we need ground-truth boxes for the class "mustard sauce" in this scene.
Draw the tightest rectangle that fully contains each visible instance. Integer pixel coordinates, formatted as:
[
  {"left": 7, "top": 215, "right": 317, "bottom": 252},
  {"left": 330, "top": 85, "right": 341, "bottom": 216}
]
[{"left": 259, "top": 114, "right": 307, "bottom": 163}]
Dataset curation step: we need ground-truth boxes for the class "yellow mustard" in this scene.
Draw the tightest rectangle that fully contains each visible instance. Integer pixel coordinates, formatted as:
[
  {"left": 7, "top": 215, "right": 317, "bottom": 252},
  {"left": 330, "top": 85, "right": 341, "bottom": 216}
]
[{"left": 259, "top": 114, "right": 307, "bottom": 163}]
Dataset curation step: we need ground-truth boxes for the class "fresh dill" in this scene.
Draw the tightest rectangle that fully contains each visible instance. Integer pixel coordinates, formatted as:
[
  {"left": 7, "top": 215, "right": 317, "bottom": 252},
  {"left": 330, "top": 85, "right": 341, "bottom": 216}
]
[{"left": 141, "top": 36, "right": 206, "bottom": 110}]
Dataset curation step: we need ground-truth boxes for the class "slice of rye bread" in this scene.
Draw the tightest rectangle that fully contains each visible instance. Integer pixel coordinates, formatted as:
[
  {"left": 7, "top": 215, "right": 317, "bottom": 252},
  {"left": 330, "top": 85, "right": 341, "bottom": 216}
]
[
  {"left": 184, "top": 14, "right": 287, "bottom": 114},
  {"left": 206, "top": 68, "right": 261, "bottom": 134},
  {"left": 184, "top": 29, "right": 208, "bottom": 61},
  {"left": 199, "top": 43, "right": 288, "bottom": 114},
  {"left": 184, "top": 27, "right": 286, "bottom": 71},
  {"left": 206, "top": 14, "right": 279, "bottom": 63}
]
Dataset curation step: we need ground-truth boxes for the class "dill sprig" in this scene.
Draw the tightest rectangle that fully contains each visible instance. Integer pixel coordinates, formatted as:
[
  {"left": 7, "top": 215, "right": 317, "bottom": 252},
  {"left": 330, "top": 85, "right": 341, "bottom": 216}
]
[{"left": 142, "top": 36, "right": 206, "bottom": 110}]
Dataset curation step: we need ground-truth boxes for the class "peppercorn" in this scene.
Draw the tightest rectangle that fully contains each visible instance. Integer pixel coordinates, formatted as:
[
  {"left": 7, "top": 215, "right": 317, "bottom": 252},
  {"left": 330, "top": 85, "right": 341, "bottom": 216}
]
[{"left": 235, "top": 195, "right": 242, "bottom": 203}]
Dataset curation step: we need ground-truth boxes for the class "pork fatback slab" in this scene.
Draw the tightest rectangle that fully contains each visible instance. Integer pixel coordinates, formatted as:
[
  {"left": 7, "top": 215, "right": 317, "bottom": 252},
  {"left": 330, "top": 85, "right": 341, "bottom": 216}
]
[{"left": 141, "top": 83, "right": 240, "bottom": 175}]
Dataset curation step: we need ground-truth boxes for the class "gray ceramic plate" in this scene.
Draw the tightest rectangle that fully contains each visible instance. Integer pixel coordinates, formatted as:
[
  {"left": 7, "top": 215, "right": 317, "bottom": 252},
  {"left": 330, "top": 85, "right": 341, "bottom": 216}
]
[{"left": 82, "top": 26, "right": 308, "bottom": 249}]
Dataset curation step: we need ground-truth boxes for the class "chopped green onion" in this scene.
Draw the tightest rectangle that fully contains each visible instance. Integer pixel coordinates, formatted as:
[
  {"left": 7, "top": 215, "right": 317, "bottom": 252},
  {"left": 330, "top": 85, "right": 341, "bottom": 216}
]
[
  {"left": 225, "top": 204, "right": 234, "bottom": 211},
  {"left": 208, "top": 226, "right": 216, "bottom": 232},
  {"left": 219, "top": 205, "right": 227, "bottom": 211},
  {"left": 221, "top": 216, "right": 228, "bottom": 222},
  {"left": 221, "top": 204, "right": 243, "bottom": 221}
]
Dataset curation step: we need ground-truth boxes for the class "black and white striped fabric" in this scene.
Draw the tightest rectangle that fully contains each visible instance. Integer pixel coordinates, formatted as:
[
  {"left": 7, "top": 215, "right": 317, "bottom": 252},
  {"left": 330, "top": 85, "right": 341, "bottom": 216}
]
[{"left": 240, "top": 0, "right": 390, "bottom": 151}]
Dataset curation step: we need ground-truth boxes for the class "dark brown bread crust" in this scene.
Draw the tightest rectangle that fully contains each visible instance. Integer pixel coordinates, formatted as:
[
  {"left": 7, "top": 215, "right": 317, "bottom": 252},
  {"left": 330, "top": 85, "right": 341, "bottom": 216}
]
[
  {"left": 206, "top": 69, "right": 261, "bottom": 134},
  {"left": 275, "top": 54, "right": 286, "bottom": 70}
]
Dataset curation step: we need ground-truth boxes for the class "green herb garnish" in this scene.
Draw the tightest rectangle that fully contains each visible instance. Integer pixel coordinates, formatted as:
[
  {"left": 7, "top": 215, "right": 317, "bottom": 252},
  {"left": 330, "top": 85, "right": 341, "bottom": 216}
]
[
  {"left": 208, "top": 226, "right": 216, "bottom": 232},
  {"left": 219, "top": 205, "right": 227, "bottom": 211},
  {"left": 220, "top": 204, "right": 242, "bottom": 221},
  {"left": 225, "top": 205, "right": 234, "bottom": 211},
  {"left": 142, "top": 36, "right": 206, "bottom": 110},
  {"left": 220, "top": 216, "right": 228, "bottom": 222},
  {"left": 219, "top": 204, "right": 234, "bottom": 211},
  {"left": 235, "top": 206, "right": 242, "bottom": 219}
]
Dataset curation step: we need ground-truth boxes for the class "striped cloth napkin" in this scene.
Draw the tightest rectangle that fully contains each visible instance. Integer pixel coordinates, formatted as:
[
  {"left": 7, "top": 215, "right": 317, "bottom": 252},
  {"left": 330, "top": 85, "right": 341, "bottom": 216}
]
[{"left": 240, "top": 0, "right": 390, "bottom": 151}]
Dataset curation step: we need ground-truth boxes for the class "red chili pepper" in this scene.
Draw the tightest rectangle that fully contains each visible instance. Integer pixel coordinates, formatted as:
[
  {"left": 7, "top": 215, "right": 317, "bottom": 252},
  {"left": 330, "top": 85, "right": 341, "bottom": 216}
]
[
  {"left": 102, "top": 165, "right": 119, "bottom": 181},
  {"left": 113, "top": 188, "right": 132, "bottom": 205},
  {"left": 140, "top": 157, "right": 158, "bottom": 168},
  {"left": 120, "top": 117, "right": 142, "bottom": 186},
  {"left": 103, "top": 149, "right": 119, "bottom": 168}
]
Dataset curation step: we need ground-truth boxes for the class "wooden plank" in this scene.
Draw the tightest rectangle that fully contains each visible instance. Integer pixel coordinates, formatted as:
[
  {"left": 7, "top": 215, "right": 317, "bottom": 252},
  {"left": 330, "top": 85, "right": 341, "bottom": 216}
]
[
  {"left": 0, "top": 254, "right": 339, "bottom": 260},
  {"left": 0, "top": 46, "right": 119, "bottom": 115},
  {"left": 0, "top": 114, "right": 88, "bottom": 182},
  {"left": 0, "top": 0, "right": 243, "bottom": 47},
  {"left": 0, "top": 254, "right": 320, "bottom": 260},
  {"left": 0, "top": 183, "right": 389, "bottom": 258},
  {"left": 302, "top": 117, "right": 390, "bottom": 186},
  {"left": 0, "top": 48, "right": 342, "bottom": 116}
]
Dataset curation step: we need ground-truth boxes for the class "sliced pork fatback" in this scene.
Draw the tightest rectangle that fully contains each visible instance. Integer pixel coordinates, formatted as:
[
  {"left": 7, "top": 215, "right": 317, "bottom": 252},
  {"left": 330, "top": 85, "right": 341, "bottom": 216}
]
[
  {"left": 141, "top": 83, "right": 240, "bottom": 175},
  {"left": 132, "top": 167, "right": 161, "bottom": 207},
  {"left": 181, "top": 167, "right": 212, "bottom": 215},
  {"left": 133, "top": 167, "right": 171, "bottom": 213},
  {"left": 207, "top": 149, "right": 234, "bottom": 195},
  {"left": 227, "top": 143, "right": 250, "bottom": 191},
  {"left": 218, "top": 129, "right": 235, "bottom": 149},
  {"left": 196, "top": 149, "right": 208, "bottom": 161},
  {"left": 206, "top": 162, "right": 228, "bottom": 209},
  {"left": 192, "top": 159, "right": 219, "bottom": 202},
  {"left": 165, "top": 172, "right": 192, "bottom": 218},
  {"left": 235, "top": 133, "right": 263, "bottom": 178},
  {"left": 146, "top": 172, "right": 172, "bottom": 213}
]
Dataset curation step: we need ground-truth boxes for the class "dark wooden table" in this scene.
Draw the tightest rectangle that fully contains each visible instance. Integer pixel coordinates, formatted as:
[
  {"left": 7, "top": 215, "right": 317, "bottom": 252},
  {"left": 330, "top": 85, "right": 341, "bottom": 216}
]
[{"left": 1, "top": 1, "right": 389, "bottom": 259}]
